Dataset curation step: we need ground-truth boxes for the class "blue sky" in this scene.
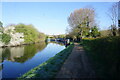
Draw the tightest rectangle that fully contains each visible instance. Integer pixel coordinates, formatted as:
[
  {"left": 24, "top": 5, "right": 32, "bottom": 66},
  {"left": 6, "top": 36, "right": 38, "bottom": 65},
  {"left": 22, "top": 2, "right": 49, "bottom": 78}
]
[{"left": 2, "top": 2, "right": 115, "bottom": 35}]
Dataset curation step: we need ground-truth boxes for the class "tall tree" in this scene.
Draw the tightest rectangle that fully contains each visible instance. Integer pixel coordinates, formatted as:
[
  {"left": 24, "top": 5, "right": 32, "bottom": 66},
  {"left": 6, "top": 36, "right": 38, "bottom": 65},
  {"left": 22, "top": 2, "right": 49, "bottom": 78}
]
[
  {"left": 67, "top": 7, "right": 96, "bottom": 40},
  {"left": 118, "top": 1, "right": 120, "bottom": 36},
  {"left": 0, "top": 21, "right": 3, "bottom": 33},
  {"left": 0, "top": 21, "right": 3, "bottom": 27},
  {"left": 108, "top": 3, "right": 118, "bottom": 36}
]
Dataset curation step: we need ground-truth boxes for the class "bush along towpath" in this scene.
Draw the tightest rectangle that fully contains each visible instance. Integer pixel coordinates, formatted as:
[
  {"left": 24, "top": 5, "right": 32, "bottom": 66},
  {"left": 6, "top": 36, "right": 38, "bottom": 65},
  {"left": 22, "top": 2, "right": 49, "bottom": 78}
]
[
  {"left": 56, "top": 43, "right": 96, "bottom": 78},
  {"left": 18, "top": 43, "right": 74, "bottom": 79},
  {"left": 82, "top": 37, "right": 120, "bottom": 79}
]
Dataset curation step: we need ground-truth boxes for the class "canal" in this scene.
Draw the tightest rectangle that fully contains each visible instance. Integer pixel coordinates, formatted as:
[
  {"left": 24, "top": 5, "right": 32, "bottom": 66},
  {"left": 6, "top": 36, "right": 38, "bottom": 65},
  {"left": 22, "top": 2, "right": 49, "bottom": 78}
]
[{"left": 0, "top": 42, "right": 65, "bottom": 78}]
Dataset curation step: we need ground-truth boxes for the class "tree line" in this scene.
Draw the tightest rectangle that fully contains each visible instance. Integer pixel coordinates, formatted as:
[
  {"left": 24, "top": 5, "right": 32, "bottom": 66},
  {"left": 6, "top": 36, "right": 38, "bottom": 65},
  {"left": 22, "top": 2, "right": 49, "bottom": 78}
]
[
  {"left": 66, "top": 3, "right": 120, "bottom": 41},
  {"left": 0, "top": 22, "right": 46, "bottom": 46}
]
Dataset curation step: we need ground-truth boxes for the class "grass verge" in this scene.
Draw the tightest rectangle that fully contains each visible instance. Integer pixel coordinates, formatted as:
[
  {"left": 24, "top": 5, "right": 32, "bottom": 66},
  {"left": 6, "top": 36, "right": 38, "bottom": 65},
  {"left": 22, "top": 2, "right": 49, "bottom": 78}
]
[
  {"left": 18, "top": 43, "right": 74, "bottom": 79},
  {"left": 82, "top": 36, "right": 120, "bottom": 79}
]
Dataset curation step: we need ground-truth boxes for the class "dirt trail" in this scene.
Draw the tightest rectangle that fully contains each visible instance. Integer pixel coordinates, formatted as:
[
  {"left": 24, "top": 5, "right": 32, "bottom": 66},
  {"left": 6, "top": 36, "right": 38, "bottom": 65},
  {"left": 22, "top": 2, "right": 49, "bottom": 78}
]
[{"left": 56, "top": 43, "right": 96, "bottom": 78}]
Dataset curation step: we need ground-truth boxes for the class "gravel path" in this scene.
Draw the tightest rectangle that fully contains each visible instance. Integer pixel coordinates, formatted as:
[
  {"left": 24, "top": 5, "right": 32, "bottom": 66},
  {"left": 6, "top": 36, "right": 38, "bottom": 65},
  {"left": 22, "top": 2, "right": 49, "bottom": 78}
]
[{"left": 56, "top": 43, "right": 96, "bottom": 78}]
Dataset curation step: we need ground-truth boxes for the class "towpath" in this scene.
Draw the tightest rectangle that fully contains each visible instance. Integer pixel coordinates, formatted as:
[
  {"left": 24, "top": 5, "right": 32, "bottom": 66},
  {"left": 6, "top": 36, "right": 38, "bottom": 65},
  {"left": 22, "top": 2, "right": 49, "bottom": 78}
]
[{"left": 56, "top": 43, "right": 96, "bottom": 78}]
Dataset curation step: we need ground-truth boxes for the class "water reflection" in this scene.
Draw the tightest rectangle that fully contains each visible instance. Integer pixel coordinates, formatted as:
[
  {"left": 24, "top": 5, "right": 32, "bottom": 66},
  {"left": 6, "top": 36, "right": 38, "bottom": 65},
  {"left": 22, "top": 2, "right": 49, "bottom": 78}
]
[
  {"left": 1, "top": 42, "right": 47, "bottom": 63},
  {"left": 0, "top": 42, "right": 65, "bottom": 78},
  {"left": 48, "top": 41, "right": 65, "bottom": 46}
]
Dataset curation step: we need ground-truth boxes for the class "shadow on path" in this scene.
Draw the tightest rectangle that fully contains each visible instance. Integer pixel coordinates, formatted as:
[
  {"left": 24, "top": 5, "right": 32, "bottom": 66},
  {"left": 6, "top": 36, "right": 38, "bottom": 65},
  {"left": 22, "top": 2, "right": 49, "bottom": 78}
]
[{"left": 56, "top": 43, "right": 96, "bottom": 78}]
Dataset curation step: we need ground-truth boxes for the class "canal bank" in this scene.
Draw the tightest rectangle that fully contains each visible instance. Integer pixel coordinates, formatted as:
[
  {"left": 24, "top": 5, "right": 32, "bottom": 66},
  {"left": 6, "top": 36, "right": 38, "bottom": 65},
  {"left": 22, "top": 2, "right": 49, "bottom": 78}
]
[{"left": 18, "top": 43, "right": 74, "bottom": 79}]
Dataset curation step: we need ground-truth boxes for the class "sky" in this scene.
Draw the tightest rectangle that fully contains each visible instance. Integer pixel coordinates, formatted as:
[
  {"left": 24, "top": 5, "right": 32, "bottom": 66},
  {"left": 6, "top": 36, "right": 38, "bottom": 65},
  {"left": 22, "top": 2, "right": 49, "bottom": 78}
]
[
  {"left": 1, "top": 2, "right": 116, "bottom": 35},
  {"left": 118, "top": 1, "right": 120, "bottom": 20}
]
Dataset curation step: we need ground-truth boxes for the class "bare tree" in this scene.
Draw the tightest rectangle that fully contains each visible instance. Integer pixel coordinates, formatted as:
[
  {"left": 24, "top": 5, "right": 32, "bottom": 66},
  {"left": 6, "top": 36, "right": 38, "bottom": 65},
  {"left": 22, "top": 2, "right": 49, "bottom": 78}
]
[
  {"left": 118, "top": 1, "right": 120, "bottom": 36},
  {"left": 108, "top": 3, "right": 118, "bottom": 36}
]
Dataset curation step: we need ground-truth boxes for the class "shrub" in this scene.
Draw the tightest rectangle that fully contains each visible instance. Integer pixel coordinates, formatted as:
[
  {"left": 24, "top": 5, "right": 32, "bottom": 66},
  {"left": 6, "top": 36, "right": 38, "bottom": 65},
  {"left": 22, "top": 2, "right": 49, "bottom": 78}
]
[
  {"left": 82, "top": 36, "right": 120, "bottom": 79},
  {"left": 15, "top": 24, "right": 46, "bottom": 44},
  {"left": 2, "top": 33, "right": 11, "bottom": 44}
]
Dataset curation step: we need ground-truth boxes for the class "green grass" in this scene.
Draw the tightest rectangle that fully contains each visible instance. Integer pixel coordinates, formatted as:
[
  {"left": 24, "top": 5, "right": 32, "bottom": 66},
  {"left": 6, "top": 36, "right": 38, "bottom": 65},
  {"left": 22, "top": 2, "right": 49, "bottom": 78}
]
[
  {"left": 18, "top": 43, "right": 74, "bottom": 79},
  {"left": 82, "top": 36, "right": 120, "bottom": 79}
]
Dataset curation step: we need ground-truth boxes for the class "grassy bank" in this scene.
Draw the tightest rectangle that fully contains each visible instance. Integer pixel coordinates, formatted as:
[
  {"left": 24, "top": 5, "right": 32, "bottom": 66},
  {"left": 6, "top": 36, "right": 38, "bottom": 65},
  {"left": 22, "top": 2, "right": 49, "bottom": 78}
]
[
  {"left": 18, "top": 43, "right": 74, "bottom": 79},
  {"left": 82, "top": 36, "right": 120, "bottom": 79}
]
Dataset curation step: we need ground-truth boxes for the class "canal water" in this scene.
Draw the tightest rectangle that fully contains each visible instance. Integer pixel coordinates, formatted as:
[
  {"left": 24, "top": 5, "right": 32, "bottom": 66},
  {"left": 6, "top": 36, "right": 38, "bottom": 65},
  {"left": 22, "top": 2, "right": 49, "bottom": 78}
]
[{"left": 0, "top": 42, "right": 65, "bottom": 78}]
